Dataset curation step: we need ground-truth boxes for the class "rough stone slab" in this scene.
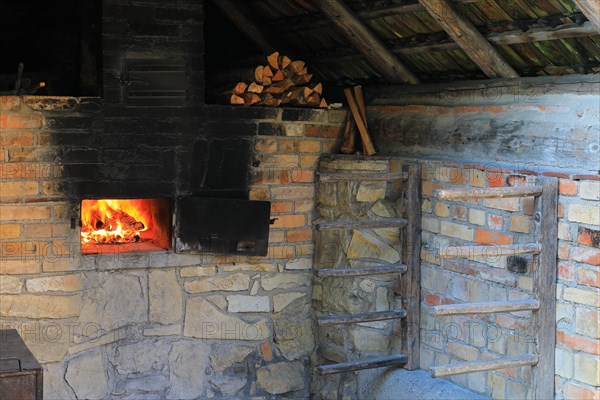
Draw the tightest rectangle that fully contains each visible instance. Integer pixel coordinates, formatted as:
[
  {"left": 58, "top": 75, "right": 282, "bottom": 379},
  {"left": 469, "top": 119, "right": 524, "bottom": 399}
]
[
  {"left": 184, "top": 273, "right": 250, "bottom": 293},
  {"left": 0, "top": 275, "right": 21, "bottom": 293},
  {"left": 357, "top": 182, "right": 387, "bottom": 202},
  {"left": 261, "top": 273, "right": 311, "bottom": 291},
  {"left": 0, "top": 294, "right": 80, "bottom": 318},
  {"left": 149, "top": 269, "right": 183, "bottom": 324},
  {"left": 273, "top": 292, "right": 306, "bottom": 312},
  {"left": 143, "top": 325, "right": 181, "bottom": 337},
  {"left": 256, "top": 361, "right": 305, "bottom": 394},
  {"left": 227, "top": 295, "right": 270, "bottom": 313},
  {"left": 184, "top": 297, "right": 270, "bottom": 341},
  {"left": 25, "top": 274, "right": 83, "bottom": 292},
  {"left": 285, "top": 258, "right": 313, "bottom": 270},
  {"left": 347, "top": 230, "right": 400, "bottom": 263},
  {"left": 209, "top": 346, "right": 254, "bottom": 371},
  {"left": 180, "top": 266, "right": 217, "bottom": 277},
  {"left": 167, "top": 340, "right": 211, "bottom": 400},
  {"left": 65, "top": 351, "right": 108, "bottom": 400},
  {"left": 210, "top": 375, "right": 247, "bottom": 396}
]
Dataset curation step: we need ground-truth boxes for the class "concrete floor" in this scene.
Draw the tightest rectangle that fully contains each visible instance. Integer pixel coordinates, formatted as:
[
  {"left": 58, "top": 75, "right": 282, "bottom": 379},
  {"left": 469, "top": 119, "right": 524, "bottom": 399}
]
[{"left": 358, "top": 368, "right": 490, "bottom": 400}]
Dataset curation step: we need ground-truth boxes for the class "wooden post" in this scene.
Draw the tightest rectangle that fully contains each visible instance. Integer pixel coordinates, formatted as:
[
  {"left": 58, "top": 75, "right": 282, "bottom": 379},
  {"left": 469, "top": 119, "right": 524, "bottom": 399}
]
[
  {"left": 401, "top": 164, "right": 421, "bottom": 370},
  {"left": 531, "top": 177, "right": 558, "bottom": 400}
]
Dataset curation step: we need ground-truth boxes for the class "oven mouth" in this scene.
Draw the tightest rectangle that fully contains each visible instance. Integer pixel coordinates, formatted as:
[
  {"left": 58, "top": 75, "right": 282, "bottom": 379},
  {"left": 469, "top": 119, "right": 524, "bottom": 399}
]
[{"left": 80, "top": 198, "right": 172, "bottom": 255}]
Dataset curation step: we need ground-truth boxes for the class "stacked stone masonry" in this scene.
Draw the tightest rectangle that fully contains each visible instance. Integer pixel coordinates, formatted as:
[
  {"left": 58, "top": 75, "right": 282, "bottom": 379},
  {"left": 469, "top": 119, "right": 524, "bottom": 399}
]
[{"left": 0, "top": 95, "right": 346, "bottom": 399}]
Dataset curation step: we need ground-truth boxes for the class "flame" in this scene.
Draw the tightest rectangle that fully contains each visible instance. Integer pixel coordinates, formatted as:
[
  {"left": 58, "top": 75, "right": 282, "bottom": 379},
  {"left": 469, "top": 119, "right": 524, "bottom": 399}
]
[{"left": 81, "top": 199, "right": 150, "bottom": 245}]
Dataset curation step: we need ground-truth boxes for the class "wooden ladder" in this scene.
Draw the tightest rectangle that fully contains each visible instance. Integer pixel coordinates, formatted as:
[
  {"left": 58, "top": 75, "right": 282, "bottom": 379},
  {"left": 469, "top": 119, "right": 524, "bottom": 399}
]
[
  {"left": 314, "top": 163, "right": 422, "bottom": 375},
  {"left": 428, "top": 179, "right": 558, "bottom": 400}
]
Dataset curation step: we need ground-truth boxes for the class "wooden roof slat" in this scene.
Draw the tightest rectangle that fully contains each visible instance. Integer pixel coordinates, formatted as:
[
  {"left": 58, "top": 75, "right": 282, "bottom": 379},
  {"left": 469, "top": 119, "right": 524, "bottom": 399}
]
[
  {"left": 312, "top": 0, "right": 420, "bottom": 84},
  {"left": 574, "top": 0, "right": 600, "bottom": 34},
  {"left": 418, "top": 0, "right": 520, "bottom": 78}
]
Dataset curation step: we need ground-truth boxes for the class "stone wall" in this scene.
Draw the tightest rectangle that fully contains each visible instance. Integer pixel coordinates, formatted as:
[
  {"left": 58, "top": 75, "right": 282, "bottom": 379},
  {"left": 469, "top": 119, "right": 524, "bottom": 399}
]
[
  {"left": 0, "top": 96, "right": 346, "bottom": 399},
  {"left": 365, "top": 77, "right": 599, "bottom": 400},
  {"left": 312, "top": 156, "right": 408, "bottom": 399}
]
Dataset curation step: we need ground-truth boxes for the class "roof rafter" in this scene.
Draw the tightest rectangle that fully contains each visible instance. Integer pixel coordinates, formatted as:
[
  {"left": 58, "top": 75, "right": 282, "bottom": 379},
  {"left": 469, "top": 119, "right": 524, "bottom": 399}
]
[
  {"left": 573, "top": 0, "right": 600, "bottom": 33},
  {"left": 417, "top": 0, "right": 519, "bottom": 79},
  {"left": 310, "top": 0, "right": 420, "bottom": 84}
]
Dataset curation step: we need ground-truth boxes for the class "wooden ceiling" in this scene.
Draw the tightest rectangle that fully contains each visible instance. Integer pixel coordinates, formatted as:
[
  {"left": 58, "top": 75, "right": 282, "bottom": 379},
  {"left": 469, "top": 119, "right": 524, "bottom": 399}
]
[{"left": 209, "top": 0, "right": 600, "bottom": 86}]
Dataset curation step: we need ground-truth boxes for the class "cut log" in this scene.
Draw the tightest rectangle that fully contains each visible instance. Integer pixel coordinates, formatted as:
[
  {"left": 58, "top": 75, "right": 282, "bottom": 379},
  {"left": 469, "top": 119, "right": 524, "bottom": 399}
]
[
  {"left": 247, "top": 82, "right": 264, "bottom": 94},
  {"left": 230, "top": 94, "right": 245, "bottom": 105},
  {"left": 292, "top": 74, "right": 313, "bottom": 85},
  {"left": 232, "top": 82, "right": 248, "bottom": 95},
  {"left": 312, "top": 82, "right": 323, "bottom": 95},
  {"left": 272, "top": 69, "right": 285, "bottom": 82},
  {"left": 267, "top": 51, "right": 280, "bottom": 69},
  {"left": 306, "top": 92, "right": 321, "bottom": 107},
  {"left": 260, "top": 93, "right": 282, "bottom": 107},
  {"left": 279, "top": 55, "right": 292, "bottom": 69},
  {"left": 353, "top": 85, "right": 368, "bottom": 128},
  {"left": 242, "top": 92, "right": 261, "bottom": 105},
  {"left": 254, "top": 66, "right": 264, "bottom": 82},
  {"left": 262, "top": 66, "right": 274, "bottom": 78},
  {"left": 319, "top": 98, "right": 328, "bottom": 108},
  {"left": 340, "top": 113, "right": 356, "bottom": 154},
  {"left": 288, "top": 60, "right": 306, "bottom": 74}
]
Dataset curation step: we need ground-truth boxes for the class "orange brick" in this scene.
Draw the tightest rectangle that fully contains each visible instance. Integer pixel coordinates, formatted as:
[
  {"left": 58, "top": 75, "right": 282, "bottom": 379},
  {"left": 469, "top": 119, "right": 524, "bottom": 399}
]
[
  {"left": 563, "top": 382, "right": 600, "bottom": 400},
  {"left": 300, "top": 155, "right": 319, "bottom": 168},
  {"left": 251, "top": 170, "right": 290, "bottom": 185},
  {"left": 0, "top": 132, "right": 33, "bottom": 146},
  {"left": 266, "top": 244, "right": 295, "bottom": 260},
  {"left": 578, "top": 268, "right": 600, "bottom": 288},
  {"left": 475, "top": 229, "right": 513, "bottom": 245},
  {"left": 455, "top": 106, "right": 481, "bottom": 114},
  {"left": 558, "top": 244, "right": 570, "bottom": 260},
  {"left": 268, "top": 230, "right": 285, "bottom": 243},
  {"left": 509, "top": 215, "right": 530, "bottom": 233},
  {"left": 488, "top": 173, "right": 504, "bottom": 187},
  {"left": 0, "top": 114, "right": 42, "bottom": 129},
  {"left": 0, "top": 224, "right": 20, "bottom": 239},
  {"left": 572, "top": 247, "right": 600, "bottom": 266},
  {"left": 0, "top": 163, "right": 53, "bottom": 179},
  {"left": 578, "top": 227, "right": 600, "bottom": 249},
  {"left": 261, "top": 342, "right": 273, "bottom": 362},
  {"left": 488, "top": 214, "right": 504, "bottom": 230},
  {"left": 448, "top": 168, "right": 467, "bottom": 185},
  {"left": 287, "top": 229, "right": 312, "bottom": 242},
  {"left": 260, "top": 154, "right": 299, "bottom": 169},
  {"left": 506, "top": 175, "right": 527, "bottom": 187},
  {"left": 24, "top": 224, "right": 52, "bottom": 238},
  {"left": 271, "top": 214, "right": 305, "bottom": 229},
  {"left": 305, "top": 125, "right": 343, "bottom": 139},
  {"left": 0, "top": 259, "right": 41, "bottom": 275},
  {"left": 278, "top": 140, "right": 300, "bottom": 153},
  {"left": 255, "top": 138, "right": 277, "bottom": 153},
  {"left": 270, "top": 202, "right": 294, "bottom": 214},
  {"left": 0, "top": 96, "right": 21, "bottom": 111},
  {"left": 295, "top": 201, "right": 313, "bottom": 213},
  {"left": 271, "top": 186, "right": 314, "bottom": 200},
  {"left": 0, "top": 181, "right": 38, "bottom": 197},
  {"left": 249, "top": 188, "right": 269, "bottom": 201},
  {"left": 558, "top": 262, "right": 576, "bottom": 281},
  {"left": 422, "top": 181, "right": 442, "bottom": 197},
  {"left": 407, "top": 105, "right": 428, "bottom": 112},
  {"left": 291, "top": 170, "right": 314, "bottom": 183},
  {"left": 0, "top": 206, "right": 51, "bottom": 221},
  {"left": 557, "top": 330, "right": 600, "bottom": 355},
  {"left": 298, "top": 140, "right": 321, "bottom": 153},
  {"left": 425, "top": 293, "right": 440, "bottom": 305},
  {"left": 559, "top": 179, "right": 578, "bottom": 196}
]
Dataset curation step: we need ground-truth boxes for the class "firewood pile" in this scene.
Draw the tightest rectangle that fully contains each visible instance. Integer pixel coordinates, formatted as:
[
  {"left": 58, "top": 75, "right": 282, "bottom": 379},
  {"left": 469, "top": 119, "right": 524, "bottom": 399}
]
[{"left": 222, "top": 52, "right": 328, "bottom": 108}]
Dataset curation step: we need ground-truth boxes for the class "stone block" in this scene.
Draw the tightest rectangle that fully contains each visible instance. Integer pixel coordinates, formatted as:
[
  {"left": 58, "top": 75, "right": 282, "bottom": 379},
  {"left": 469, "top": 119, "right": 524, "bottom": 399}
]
[
  {"left": 555, "top": 347, "right": 573, "bottom": 378},
  {"left": 576, "top": 308, "right": 599, "bottom": 339},
  {"left": 256, "top": 361, "right": 305, "bottom": 395},
  {"left": 347, "top": 230, "right": 400, "bottom": 263},
  {"left": 1, "top": 294, "right": 80, "bottom": 318},
  {"left": 0, "top": 275, "right": 21, "bottom": 293},
  {"left": 209, "top": 345, "right": 254, "bottom": 372},
  {"left": 468, "top": 209, "right": 486, "bottom": 226},
  {"left": 564, "top": 287, "right": 599, "bottom": 306},
  {"left": 65, "top": 351, "right": 107, "bottom": 400},
  {"left": 261, "top": 273, "right": 310, "bottom": 291},
  {"left": 25, "top": 274, "right": 83, "bottom": 292},
  {"left": 184, "top": 273, "right": 250, "bottom": 293},
  {"left": 574, "top": 353, "right": 600, "bottom": 386},
  {"left": 149, "top": 269, "right": 183, "bottom": 324},
  {"left": 167, "top": 340, "right": 211, "bottom": 399},
  {"left": 440, "top": 221, "right": 474, "bottom": 241},
  {"left": 227, "top": 295, "right": 270, "bottom": 313},
  {"left": 273, "top": 292, "right": 306, "bottom": 312},
  {"left": 568, "top": 204, "right": 600, "bottom": 225},
  {"left": 579, "top": 181, "right": 600, "bottom": 201},
  {"left": 356, "top": 182, "right": 387, "bottom": 202},
  {"left": 184, "top": 297, "right": 269, "bottom": 340}
]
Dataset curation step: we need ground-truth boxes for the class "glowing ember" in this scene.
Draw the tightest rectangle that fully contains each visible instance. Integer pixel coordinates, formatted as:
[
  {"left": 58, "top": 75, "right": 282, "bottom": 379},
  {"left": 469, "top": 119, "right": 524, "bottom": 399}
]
[{"left": 81, "top": 199, "right": 149, "bottom": 245}]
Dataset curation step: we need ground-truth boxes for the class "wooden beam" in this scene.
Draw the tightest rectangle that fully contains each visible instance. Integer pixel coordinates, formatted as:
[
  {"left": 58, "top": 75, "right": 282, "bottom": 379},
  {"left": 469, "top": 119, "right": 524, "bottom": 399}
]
[
  {"left": 417, "top": 0, "right": 519, "bottom": 79},
  {"left": 531, "top": 178, "right": 558, "bottom": 400},
  {"left": 317, "top": 309, "right": 406, "bottom": 325},
  {"left": 318, "top": 354, "right": 408, "bottom": 375},
  {"left": 574, "top": 0, "right": 600, "bottom": 33},
  {"left": 311, "top": 0, "right": 420, "bottom": 84},
  {"left": 318, "top": 171, "right": 408, "bottom": 181},
  {"left": 316, "top": 263, "right": 408, "bottom": 277},
  {"left": 315, "top": 218, "right": 408, "bottom": 230},
  {"left": 431, "top": 299, "right": 540, "bottom": 316},
  {"left": 209, "top": 0, "right": 290, "bottom": 55},
  {"left": 430, "top": 354, "right": 538, "bottom": 378},
  {"left": 435, "top": 186, "right": 543, "bottom": 200},
  {"left": 440, "top": 243, "right": 541, "bottom": 258}
]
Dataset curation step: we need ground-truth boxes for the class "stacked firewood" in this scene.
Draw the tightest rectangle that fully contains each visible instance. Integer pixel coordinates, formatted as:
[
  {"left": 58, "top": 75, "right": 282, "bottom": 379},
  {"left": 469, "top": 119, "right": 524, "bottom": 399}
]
[
  {"left": 340, "top": 85, "right": 376, "bottom": 156},
  {"left": 225, "top": 52, "right": 328, "bottom": 108}
]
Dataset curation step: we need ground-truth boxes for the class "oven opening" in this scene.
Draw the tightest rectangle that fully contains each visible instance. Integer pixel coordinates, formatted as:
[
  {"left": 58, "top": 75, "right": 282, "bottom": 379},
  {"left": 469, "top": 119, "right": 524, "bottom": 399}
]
[{"left": 80, "top": 198, "right": 172, "bottom": 254}]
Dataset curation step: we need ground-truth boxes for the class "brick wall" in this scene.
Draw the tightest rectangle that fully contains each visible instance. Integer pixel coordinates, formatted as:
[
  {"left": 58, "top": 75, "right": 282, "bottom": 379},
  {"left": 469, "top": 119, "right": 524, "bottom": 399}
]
[{"left": 0, "top": 96, "right": 346, "bottom": 398}]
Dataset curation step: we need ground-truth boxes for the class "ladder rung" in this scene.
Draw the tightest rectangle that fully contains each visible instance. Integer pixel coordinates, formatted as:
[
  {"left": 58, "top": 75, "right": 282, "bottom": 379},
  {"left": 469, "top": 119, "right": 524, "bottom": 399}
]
[
  {"left": 430, "top": 354, "right": 538, "bottom": 378},
  {"left": 318, "top": 171, "right": 408, "bottom": 182},
  {"left": 315, "top": 218, "right": 408, "bottom": 230},
  {"left": 318, "top": 354, "right": 408, "bottom": 375},
  {"left": 431, "top": 299, "right": 540, "bottom": 316},
  {"left": 440, "top": 243, "right": 541, "bottom": 258},
  {"left": 317, "top": 309, "right": 407, "bottom": 326},
  {"left": 435, "top": 186, "right": 543, "bottom": 200},
  {"left": 316, "top": 263, "right": 408, "bottom": 277}
]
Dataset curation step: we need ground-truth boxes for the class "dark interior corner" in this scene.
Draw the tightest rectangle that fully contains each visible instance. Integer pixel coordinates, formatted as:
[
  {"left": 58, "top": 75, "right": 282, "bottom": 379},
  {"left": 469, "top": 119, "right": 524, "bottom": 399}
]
[{"left": 0, "top": 0, "right": 102, "bottom": 96}]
